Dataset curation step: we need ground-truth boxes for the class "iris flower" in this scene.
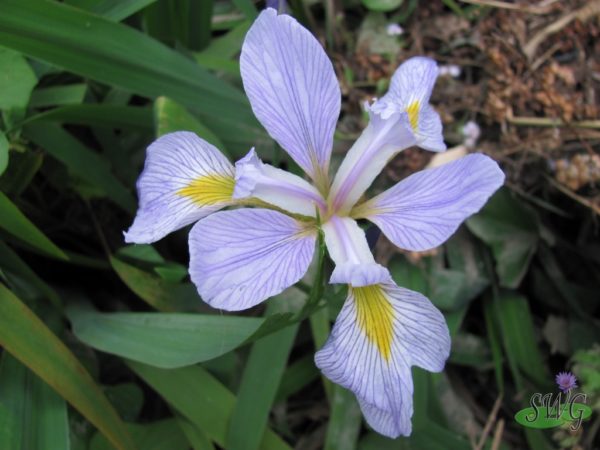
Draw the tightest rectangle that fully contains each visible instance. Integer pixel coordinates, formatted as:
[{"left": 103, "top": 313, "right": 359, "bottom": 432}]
[{"left": 125, "top": 8, "right": 504, "bottom": 437}]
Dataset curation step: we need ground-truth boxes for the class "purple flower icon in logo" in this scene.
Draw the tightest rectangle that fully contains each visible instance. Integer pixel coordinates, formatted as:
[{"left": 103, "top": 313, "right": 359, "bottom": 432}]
[{"left": 556, "top": 371, "right": 578, "bottom": 393}]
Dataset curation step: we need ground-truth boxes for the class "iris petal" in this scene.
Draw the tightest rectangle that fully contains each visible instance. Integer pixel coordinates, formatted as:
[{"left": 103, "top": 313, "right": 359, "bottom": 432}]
[
  {"left": 315, "top": 280, "right": 450, "bottom": 438},
  {"left": 321, "top": 216, "right": 390, "bottom": 286},
  {"left": 329, "top": 57, "right": 445, "bottom": 213},
  {"left": 233, "top": 148, "right": 325, "bottom": 217},
  {"left": 124, "top": 132, "right": 234, "bottom": 244},
  {"left": 354, "top": 154, "right": 505, "bottom": 251},
  {"left": 189, "top": 208, "right": 316, "bottom": 311},
  {"left": 240, "top": 8, "right": 340, "bottom": 185}
]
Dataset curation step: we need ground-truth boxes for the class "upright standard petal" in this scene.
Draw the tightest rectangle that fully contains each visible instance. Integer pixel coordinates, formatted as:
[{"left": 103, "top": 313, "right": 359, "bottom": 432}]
[
  {"left": 315, "top": 282, "right": 450, "bottom": 438},
  {"left": 124, "top": 132, "right": 234, "bottom": 244},
  {"left": 373, "top": 57, "right": 445, "bottom": 152},
  {"left": 233, "top": 149, "right": 326, "bottom": 217},
  {"left": 353, "top": 154, "right": 505, "bottom": 251},
  {"left": 240, "top": 8, "right": 340, "bottom": 186},
  {"left": 329, "top": 57, "right": 445, "bottom": 213},
  {"left": 189, "top": 209, "right": 316, "bottom": 311},
  {"left": 322, "top": 216, "right": 390, "bottom": 286},
  {"left": 329, "top": 111, "right": 416, "bottom": 214}
]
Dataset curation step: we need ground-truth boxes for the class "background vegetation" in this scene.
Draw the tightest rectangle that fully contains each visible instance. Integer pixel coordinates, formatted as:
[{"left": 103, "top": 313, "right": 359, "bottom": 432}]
[{"left": 0, "top": 0, "right": 599, "bottom": 449}]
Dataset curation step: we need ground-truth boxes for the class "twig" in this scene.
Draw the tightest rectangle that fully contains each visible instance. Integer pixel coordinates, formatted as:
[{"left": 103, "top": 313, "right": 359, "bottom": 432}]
[
  {"left": 85, "top": 200, "right": 112, "bottom": 259},
  {"left": 507, "top": 116, "right": 600, "bottom": 130},
  {"left": 490, "top": 419, "right": 505, "bottom": 450},
  {"left": 547, "top": 176, "right": 600, "bottom": 216},
  {"left": 530, "top": 41, "right": 562, "bottom": 72},
  {"left": 523, "top": 0, "right": 600, "bottom": 59},
  {"left": 459, "top": 0, "right": 558, "bottom": 15},
  {"left": 475, "top": 394, "right": 503, "bottom": 450}
]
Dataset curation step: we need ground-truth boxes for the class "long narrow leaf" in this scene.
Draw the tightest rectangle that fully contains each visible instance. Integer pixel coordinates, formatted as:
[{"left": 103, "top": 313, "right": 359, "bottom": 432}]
[
  {"left": 0, "top": 353, "right": 70, "bottom": 450},
  {"left": 29, "top": 84, "right": 87, "bottom": 108},
  {"left": 0, "top": 131, "right": 8, "bottom": 176},
  {"left": 110, "top": 256, "right": 197, "bottom": 312},
  {"left": 67, "top": 304, "right": 265, "bottom": 368},
  {"left": 87, "top": 0, "right": 158, "bottom": 21},
  {"left": 0, "top": 0, "right": 263, "bottom": 154},
  {"left": 0, "top": 284, "right": 135, "bottom": 450},
  {"left": 0, "top": 191, "right": 67, "bottom": 260},
  {"left": 90, "top": 419, "right": 188, "bottom": 450},
  {"left": 24, "top": 122, "right": 136, "bottom": 212},
  {"left": 0, "top": 241, "right": 61, "bottom": 307},
  {"left": 23, "top": 105, "right": 153, "bottom": 131},
  {"left": 227, "top": 303, "right": 299, "bottom": 450},
  {"left": 323, "top": 386, "right": 362, "bottom": 450},
  {"left": 127, "top": 361, "right": 291, "bottom": 450}
]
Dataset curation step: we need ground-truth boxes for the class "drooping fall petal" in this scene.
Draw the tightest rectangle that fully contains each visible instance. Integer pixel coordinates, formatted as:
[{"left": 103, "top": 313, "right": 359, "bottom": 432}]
[
  {"left": 189, "top": 208, "right": 317, "bottom": 311},
  {"left": 315, "top": 281, "right": 450, "bottom": 438},
  {"left": 125, "top": 132, "right": 234, "bottom": 244}
]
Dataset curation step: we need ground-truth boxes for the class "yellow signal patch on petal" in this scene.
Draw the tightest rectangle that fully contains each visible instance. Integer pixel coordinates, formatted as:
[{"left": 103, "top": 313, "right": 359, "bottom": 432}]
[
  {"left": 406, "top": 100, "right": 420, "bottom": 132},
  {"left": 178, "top": 174, "right": 235, "bottom": 206},
  {"left": 354, "top": 284, "right": 394, "bottom": 361}
]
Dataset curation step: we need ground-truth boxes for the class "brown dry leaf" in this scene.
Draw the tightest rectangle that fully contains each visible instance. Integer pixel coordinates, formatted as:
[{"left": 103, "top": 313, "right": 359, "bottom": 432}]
[{"left": 555, "top": 153, "right": 600, "bottom": 191}]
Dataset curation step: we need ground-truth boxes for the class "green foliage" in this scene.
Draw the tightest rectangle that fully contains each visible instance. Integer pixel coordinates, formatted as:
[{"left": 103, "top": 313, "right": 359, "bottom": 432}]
[
  {"left": 467, "top": 188, "right": 539, "bottom": 288},
  {"left": 0, "top": 46, "right": 37, "bottom": 111},
  {"left": 0, "top": 285, "right": 134, "bottom": 450},
  {"left": 0, "top": 2, "right": 597, "bottom": 449},
  {"left": 0, "top": 191, "right": 68, "bottom": 260},
  {"left": 67, "top": 305, "right": 265, "bottom": 368},
  {"left": 0, "top": 353, "right": 69, "bottom": 450},
  {"left": 0, "top": 131, "right": 8, "bottom": 175},
  {"left": 361, "top": 0, "right": 404, "bottom": 13}
]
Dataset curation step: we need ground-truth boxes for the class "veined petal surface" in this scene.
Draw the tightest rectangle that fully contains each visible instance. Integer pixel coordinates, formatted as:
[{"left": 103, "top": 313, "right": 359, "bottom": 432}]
[
  {"left": 240, "top": 8, "right": 340, "bottom": 183},
  {"left": 189, "top": 209, "right": 316, "bottom": 311},
  {"left": 315, "top": 281, "right": 450, "bottom": 438},
  {"left": 329, "top": 112, "right": 416, "bottom": 214},
  {"left": 329, "top": 57, "right": 445, "bottom": 213},
  {"left": 354, "top": 154, "right": 505, "bottom": 251},
  {"left": 233, "top": 148, "right": 325, "bottom": 217},
  {"left": 124, "top": 132, "right": 234, "bottom": 244},
  {"left": 373, "top": 57, "right": 445, "bottom": 152},
  {"left": 322, "top": 216, "right": 390, "bottom": 286}
]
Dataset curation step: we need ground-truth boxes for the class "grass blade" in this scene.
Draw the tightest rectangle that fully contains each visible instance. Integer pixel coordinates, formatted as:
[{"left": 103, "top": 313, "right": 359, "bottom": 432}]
[
  {"left": 24, "top": 122, "right": 136, "bottom": 212},
  {"left": 23, "top": 105, "right": 153, "bottom": 131},
  {"left": 0, "top": 131, "right": 8, "bottom": 176},
  {"left": 0, "top": 46, "right": 37, "bottom": 110},
  {"left": 67, "top": 304, "right": 265, "bottom": 368},
  {"left": 86, "top": 0, "right": 158, "bottom": 21},
  {"left": 0, "top": 240, "right": 61, "bottom": 308},
  {"left": 324, "top": 385, "right": 362, "bottom": 450},
  {"left": 0, "top": 191, "right": 68, "bottom": 260},
  {"left": 127, "top": 361, "right": 292, "bottom": 450},
  {"left": 154, "top": 97, "right": 225, "bottom": 151},
  {"left": 90, "top": 419, "right": 189, "bottom": 450},
  {"left": 0, "top": 284, "right": 135, "bottom": 450},
  {"left": 29, "top": 84, "right": 87, "bottom": 108},
  {"left": 0, "top": 0, "right": 262, "bottom": 153},
  {"left": 227, "top": 302, "right": 299, "bottom": 450},
  {"left": 0, "top": 353, "right": 70, "bottom": 450},
  {"left": 110, "top": 256, "right": 197, "bottom": 311}
]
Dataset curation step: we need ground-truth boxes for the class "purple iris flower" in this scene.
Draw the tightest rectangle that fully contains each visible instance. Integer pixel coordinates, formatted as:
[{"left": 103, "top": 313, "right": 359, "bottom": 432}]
[
  {"left": 556, "top": 372, "right": 578, "bottom": 393},
  {"left": 125, "top": 8, "right": 504, "bottom": 438}
]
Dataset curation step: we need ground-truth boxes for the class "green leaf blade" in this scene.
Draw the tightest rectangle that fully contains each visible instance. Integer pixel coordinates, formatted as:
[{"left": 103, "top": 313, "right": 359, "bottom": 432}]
[
  {"left": 67, "top": 305, "right": 266, "bottom": 368},
  {"left": 227, "top": 307, "right": 298, "bottom": 450},
  {"left": 0, "top": 284, "right": 135, "bottom": 450},
  {"left": 0, "top": 191, "right": 68, "bottom": 260}
]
